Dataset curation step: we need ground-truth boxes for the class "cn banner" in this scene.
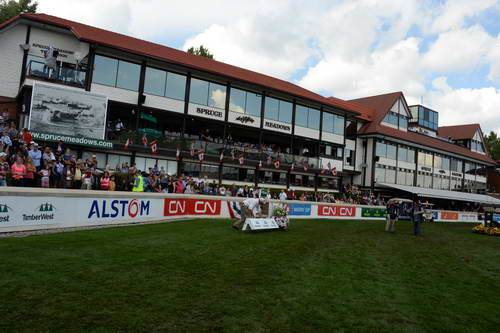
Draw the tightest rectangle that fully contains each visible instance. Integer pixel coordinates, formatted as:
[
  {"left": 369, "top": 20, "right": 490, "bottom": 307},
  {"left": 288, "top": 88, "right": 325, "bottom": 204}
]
[
  {"left": 163, "top": 198, "right": 222, "bottom": 216},
  {"left": 317, "top": 205, "right": 356, "bottom": 217}
]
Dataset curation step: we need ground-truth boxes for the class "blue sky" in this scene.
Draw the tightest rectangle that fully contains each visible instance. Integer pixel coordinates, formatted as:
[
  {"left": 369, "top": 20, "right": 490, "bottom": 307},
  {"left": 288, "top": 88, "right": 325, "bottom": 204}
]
[{"left": 38, "top": 0, "right": 500, "bottom": 133}]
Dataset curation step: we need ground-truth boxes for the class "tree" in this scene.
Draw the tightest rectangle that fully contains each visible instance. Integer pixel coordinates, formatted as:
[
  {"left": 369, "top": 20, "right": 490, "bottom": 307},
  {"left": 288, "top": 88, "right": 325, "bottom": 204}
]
[
  {"left": 484, "top": 131, "right": 500, "bottom": 160},
  {"left": 0, "top": 0, "right": 37, "bottom": 24},
  {"left": 186, "top": 45, "right": 214, "bottom": 59}
]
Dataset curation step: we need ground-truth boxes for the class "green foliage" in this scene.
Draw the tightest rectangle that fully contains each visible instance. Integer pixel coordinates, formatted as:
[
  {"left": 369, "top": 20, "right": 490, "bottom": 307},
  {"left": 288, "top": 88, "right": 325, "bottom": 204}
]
[
  {"left": 0, "top": 220, "right": 498, "bottom": 331},
  {"left": 484, "top": 131, "right": 500, "bottom": 160},
  {"left": 186, "top": 45, "right": 214, "bottom": 59},
  {"left": 0, "top": 0, "right": 37, "bottom": 24}
]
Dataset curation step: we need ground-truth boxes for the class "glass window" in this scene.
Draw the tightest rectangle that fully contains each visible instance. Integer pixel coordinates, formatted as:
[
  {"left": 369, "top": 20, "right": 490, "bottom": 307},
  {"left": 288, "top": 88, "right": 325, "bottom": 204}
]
[
  {"left": 400, "top": 116, "right": 408, "bottom": 129},
  {"left": 418, "top": 151, "right": 425, "bottom": 165},
  {"left": 144, "top": 67, "right": 166, "bottom": 96},
  {"left": 278, "top": 100, "right": 293, "bottom": 124},
  {"left": 442, "top": 157, "right": 450, "bottom": 170},
  {"left": 116, "top": 60, "right": 140, "bottom": 91},
  {"left": 434, "top": 155, "right": 442, "bottom": 169},
  {"left": 189, "top": 78, "right": 209, "bottom": 105},
  {"left": 264, "top": 97, "right": 279, "bottom": 121},
  {"left": 165, "top": 72, "right": 186, "bottom": 100},
  {"left": 208, "top": 82, "right": 227, "bottom": 109},
  {"left": 246, "top": 92, "right": 262, "bottom": 117},
  {"left": 93, "top": 55, "right": 118, "bottom": 86},
  {"left": 407, "top": 149, "right": 415, "bottom": 163},
  {"left": 375, "top": 167, "right": 385, "bottom": 183},
  {"left": 386, "top": 168, "right": 396, "bottom": 184},
  {"left": 406, "top": 171, "right": 414, "bottom": 186},
  {"left": 425, "top": 153, "right": 433, "bottom": 167},
  {"left": 295, "top": 105, "right": 308, "bottom": 127},
  {"left": 386, "top": 144, "right": 397, "bottom": 160},
  {"left": 334, "top": 115, "right": 344, "bottom": 135},
  {"left": 229, "top": 88, "right": 246, "bottom": 113},
  {"left": 376, "top": 142, "right": 386, "bottom": 157},
  {"left": 309, "top": 108, "right": 320, "bottom": 130},
  {"left": 398, "top": 146, "right": 407, "bottom": 162},
  {"left": 322, "top": 112, "right": 334, "bottom": 134}
]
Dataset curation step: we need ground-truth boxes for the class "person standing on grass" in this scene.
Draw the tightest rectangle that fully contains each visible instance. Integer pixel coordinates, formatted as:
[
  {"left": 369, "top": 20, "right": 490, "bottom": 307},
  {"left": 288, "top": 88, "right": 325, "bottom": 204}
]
[
  {"left": 412, "top": 201, "right": 424, "bottom": 236},
  {"left": 10, "top": 156, "right": 26, "bottom": 187},
  {"left": 385, "top": 201, "right": 398, "bottom": 232}
]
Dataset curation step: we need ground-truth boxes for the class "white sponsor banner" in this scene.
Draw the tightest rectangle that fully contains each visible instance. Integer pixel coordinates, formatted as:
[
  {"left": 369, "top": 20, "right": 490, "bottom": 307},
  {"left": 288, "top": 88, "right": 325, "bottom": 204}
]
[
  {"left": 187, "top": 103, "right": 225, "bottom": 121},
  {"left": 227, "top": 111, "right": 260, "bottom": 128}
]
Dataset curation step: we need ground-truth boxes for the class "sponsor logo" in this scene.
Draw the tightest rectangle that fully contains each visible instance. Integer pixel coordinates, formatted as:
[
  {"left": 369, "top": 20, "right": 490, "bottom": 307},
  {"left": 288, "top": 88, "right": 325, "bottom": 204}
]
[
  {"left": 440, "top": 212, "right": 458, "bottom": 220},
  {"left": 235, "top": 115, "right": 255, "bottom": 124},
  {"left": 196, "top": 107, "right": 223, "bottom": 118},
  {"left": 459, "top": 213, "right": 477, "bottom": 222},
  {"left": 438, "top": 169, "right": 446, "bottom": 174},
  {"left": 361, "top": 207, "right": 386, "bottom": 218},
  {"left": 0, "top": 203, "right": 12, "bottom": 223},
  {"left": 318, "top": 205, "right": 356, "bottom": 217},
  {"left": 264, "top": 121, "right": 291, "bottom": 132},
  {"left": 420, "top": 166, "right": 432, "bottom": 172},
  {"left": 286, "top": 204, "right": 311, "bottom": 216},
  {"left": 23, "top": 202, "right": 56, "bottom": 222},
  {"left": 88, "top": 199, "right": 151, "bottom": 219},
  {"left": 451, "top": 172, "right": 462, "bottom": 178},
  {"left": 164, "top": 199, "right": 221, "bottom": 216}
]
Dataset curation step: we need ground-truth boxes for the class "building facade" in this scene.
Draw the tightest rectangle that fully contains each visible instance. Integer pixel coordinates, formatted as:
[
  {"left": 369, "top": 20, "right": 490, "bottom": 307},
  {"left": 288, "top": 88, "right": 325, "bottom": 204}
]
[{"left": 0, "top": 13, "right": 495, "bottom": 194}]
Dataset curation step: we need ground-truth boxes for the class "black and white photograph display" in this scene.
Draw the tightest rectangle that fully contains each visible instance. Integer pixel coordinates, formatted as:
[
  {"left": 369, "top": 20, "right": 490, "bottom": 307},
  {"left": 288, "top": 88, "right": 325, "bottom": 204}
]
[{"left": 29, "top": 83, "right": 107, "bottom": 139}]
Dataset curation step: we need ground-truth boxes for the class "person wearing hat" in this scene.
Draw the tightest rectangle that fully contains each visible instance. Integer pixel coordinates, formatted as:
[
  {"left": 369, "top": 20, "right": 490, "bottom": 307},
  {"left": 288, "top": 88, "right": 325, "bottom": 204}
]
[{"left": 232, "top": 197, "right": 267, "bottom": 230}]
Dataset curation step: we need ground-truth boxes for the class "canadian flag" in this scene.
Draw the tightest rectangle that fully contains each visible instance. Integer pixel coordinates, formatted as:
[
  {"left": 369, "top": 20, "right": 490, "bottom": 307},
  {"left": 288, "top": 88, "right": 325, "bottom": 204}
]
[
  {"left": 332, "top": 166, "right": 337, "bottom": 176},
  {"left": 123, "top": 137, "right": 132, "bottom": 150},
  {"left": 190, "top": 143, "right": 195, "bottom": 157},
  {"left": 290, "top": 162, "right": 295, "bottom": 172},
  {"left": 258, "top": 160, "right": 262, "bottom": 169},
  {"left": 198, "top": 150, "right": 205, "bottom": 162},
  {"left": 142, "top": 134, "right": 148, "bottom": 147},
  {"left": 176, "top": 147, "right": 181, "bottom": 161},
  {"left": 274, "top": 160, "right": 280, "bottom": 169},
  {"left": 219, "top": 151, "right": 224, "bottom": 163},
  {"left": 150, "top": 140, "right": 158, "bottom": 154},
  {"left": 239, "top": 154, "right": 245, "bottom": 166}
]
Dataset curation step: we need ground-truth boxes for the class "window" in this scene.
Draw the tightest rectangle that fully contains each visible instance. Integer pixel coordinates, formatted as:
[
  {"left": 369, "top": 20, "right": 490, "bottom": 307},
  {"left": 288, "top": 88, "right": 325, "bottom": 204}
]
[
  {"left": 386, "top": 167, "right": 396, "bottom": 184},
  {"left": 399, "top": 116, "right": 408, "bottom": 129},
  {"left": 144, "top": 67, "right": 166, "bottom": 96},
  {"left": 334, "top": 115, "right": 345, "bottom": 135},
  {"left": 166, "top": 72, "right": 186, "bottom": 100},
  {"left": 442, "top": 157, "right": 450, "bottom": 170},
  {"left": 296, "top": 105, "right": 320, "bottom": 130},
  {"left": 228, "top": 89, "right": 263, "bottom": 117},
  {"left": 322, "top": 112, "right": 344, "bottom": 135},
  {"left": 375, "top": 166, "right": 385, "bottom": 183},
  {"left": 398, "top": 146, "right": 407, "bottom": 162},
  {"left": 386, "top": 144, "right": 397, "bottom": 160},
  {"left": 93, "top": 55, "right": 118, "bottom": 87},
  {"left": 376, "top": 141, "right": 387, "bottom": 157},
  {"left": 322, "top": 112, "right": 334, "bottom": 134},
  {"left": 407, "top": 149, "right": 415, "bottom": 163},
  {"left": 246, "top": 92, "right": 262, "bottom": 117},
  {"left": 264, "top": 97, "right": 292, "bottom": 123},
  {"left": 382, "top": 112, "right": 398, "bottom": 126},
  {"left": 345, "top": 149, "right": 354, "bottom": 166},
  {"left": 116, "top": 60, "right": 140, "bottom": 91},
  {"left": 189, "top": 78, "right": 226, "bottom": 109}
]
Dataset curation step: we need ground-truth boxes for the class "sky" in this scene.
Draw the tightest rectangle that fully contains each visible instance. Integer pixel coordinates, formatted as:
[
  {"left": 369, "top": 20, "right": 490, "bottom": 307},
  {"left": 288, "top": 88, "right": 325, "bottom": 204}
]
[{"left": 37, "top": 0, "right": 500, "bottom": 134}]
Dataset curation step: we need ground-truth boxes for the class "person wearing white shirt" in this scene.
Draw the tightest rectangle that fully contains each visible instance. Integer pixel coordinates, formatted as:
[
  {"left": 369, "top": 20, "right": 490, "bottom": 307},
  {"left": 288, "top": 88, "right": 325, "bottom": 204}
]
[
  {"left": 279, "top": 189, "right": 287, "bottom": 201},
  {"left": 232, "top": 198, "right": 266, "bottom": 229}
]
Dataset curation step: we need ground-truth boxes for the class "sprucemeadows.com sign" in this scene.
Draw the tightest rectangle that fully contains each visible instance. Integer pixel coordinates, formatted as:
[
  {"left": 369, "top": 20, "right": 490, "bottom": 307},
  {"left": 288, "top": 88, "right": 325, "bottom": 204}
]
[{"left": 361, "top": 207, "right": 387, "bottom": 218}]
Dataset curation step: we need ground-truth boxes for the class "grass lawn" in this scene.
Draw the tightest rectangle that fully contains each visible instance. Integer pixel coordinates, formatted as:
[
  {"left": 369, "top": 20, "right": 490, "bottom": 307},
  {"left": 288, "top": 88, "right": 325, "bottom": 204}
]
[{"left": 0, "top": 219, "right": 499, "bottom": 332}]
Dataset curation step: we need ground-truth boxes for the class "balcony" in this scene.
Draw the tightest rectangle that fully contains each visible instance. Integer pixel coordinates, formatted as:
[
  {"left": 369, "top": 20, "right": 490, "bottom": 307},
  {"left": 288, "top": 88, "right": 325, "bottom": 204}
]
[
  {"left": 108, "top": 129, "right": 319, "bottom": 171},
  {"left": 26, "top": 60, "right": 86, "bottom": 88}
]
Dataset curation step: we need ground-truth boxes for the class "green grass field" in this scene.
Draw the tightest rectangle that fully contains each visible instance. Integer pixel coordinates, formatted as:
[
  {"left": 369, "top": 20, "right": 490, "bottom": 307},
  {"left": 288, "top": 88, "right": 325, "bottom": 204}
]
[{"left": 0, "top": 219, "right": 499, "bottom": 332}]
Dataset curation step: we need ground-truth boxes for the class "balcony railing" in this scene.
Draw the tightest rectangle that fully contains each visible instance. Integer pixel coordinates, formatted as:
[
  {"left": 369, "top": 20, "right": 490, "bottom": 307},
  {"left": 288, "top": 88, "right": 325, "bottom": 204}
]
[
  {"left": 27, "top": 60, "right": 86, "bottom": 88},
  {"left": 109, "top": 129, "right": 319, "bottom": 170}
]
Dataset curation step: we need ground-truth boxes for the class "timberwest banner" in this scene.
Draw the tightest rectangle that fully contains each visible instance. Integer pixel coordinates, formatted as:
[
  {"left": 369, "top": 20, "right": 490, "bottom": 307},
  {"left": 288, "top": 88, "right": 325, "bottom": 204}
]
[{"left": 0, "top": 189, "right": 479, "bottom": 233}]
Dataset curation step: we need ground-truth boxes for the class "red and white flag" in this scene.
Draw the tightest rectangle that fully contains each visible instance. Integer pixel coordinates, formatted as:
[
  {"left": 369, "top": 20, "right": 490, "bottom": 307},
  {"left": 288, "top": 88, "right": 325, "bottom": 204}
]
[
  {"left": 239, "top": 154, "right": 245, "bottom": 166},
  {"left": 150, "top": 140, "right": 158, "bottom": 154},
  {"left": 290, "top": 162, "right": 295, "bottom": 172},
  {"left": 332, "top": 166, "right": 337, "bottom": 176},
  {"left": 274, "top": 160, "right": 280, "bottom": 169},
  {"left": 266, "top": 155, "right": 272, "bottom": 165},
  {"left": 258, "top": 160, "right": 262, "bottom": 169},
  {"left": 123, "top": 137, "right": 132, "bottom": 150},
  {"left": 198, "top": 150, "right": 205, "bottom": 162},
  {"left": 142, "top": 134, "right": 148, "bottom": 147},
  {"left": 190, "top": 143, "right": 195, "bottom": 157},
  {"left": 219, "top": 151, "right": 224, "bottom": 163},
  {"left": 176, "top": 147, "right": 181, "bottom": 161}
]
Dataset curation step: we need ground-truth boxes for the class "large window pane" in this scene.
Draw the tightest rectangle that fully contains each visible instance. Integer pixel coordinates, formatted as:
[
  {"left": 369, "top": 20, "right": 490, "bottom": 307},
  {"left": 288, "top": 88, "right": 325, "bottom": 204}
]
[
  {"left": 208, "top": 82, "right": 227, "bottom": 109},
  {"left": 93, "top": 55, "right": 118, "bottom": 86},
  {"left": 265, "top": 97, "right": 279, "bottom": 121},
  {"left": 278, "top": 100, "right": 293, "bottom": 123},
  {"left": 398, "top": 147, "right": 407, "bottom": 162},
  {"left": 309, "top": 108, "right": 320, "bottom": 130},
  {"left": 407, "top": 149, "right": 415, "bottom": 163},
  {"left": 144, "top": 67, "right": 166, "bottom": 96},
  {"left": 246, "top": 92, "right": 261, "bottom": 117},
  {"left": 334, "top": 115, "right": 344, "bottom": 135},
  {"left": 229, "top": 88, "right": 246, "bottom": 113},
  {"left": 387, "top": 144, "right": 397, "bottom": 160},
  {"left": 322, "top": 112, "right": 334, "bottom": 133},
  {"left": 376, "top": 142, "right": 386, "bottom": 157},
  {"left": 116, "top": 60, "right": 140, "bottom": 91},
  {"left": 165, "top": 72, "right": 186, "bottom": 100},
  {"left": 189, "top": 78, "right": 209, "bottom": 105},
  {"left": 295, "top": 105, "right": 308, "bottom": 127}
]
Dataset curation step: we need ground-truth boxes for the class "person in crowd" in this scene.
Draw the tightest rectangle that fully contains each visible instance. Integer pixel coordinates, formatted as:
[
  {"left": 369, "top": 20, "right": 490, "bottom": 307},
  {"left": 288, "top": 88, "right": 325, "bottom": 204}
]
[
  {"left": 232, "top": 197, "right": 267, "bottom": 230},
  {"left": 115, "top": 118, "right": 124, "bottom": 135},
  {"left": 22, "top": 128, "right": 32, "bottom": 145},
  {"left": 279, "top": 189, "right": 287, "bottom": 201},
  {"left": 10, "top": 155, "right": 26, "bottom": 187},
  {"left": 82, "top": 170, "right": 93, "bottom": 190},
  {"left": 2, "top": 131, "right": 12, "bottom": 147},
  {"left": 100, "top": 171, "right": 110, "bottom": 191},
  {"left": 412, "top": 201, "right": 425, "bottom": 236},
  {"left": 73, "top": 161, "right": 83, "bottom": 189},
  {"left": 39, "top": 164, "right": 51, "bottom": 188},
  {"left": 53, "top": 156, "right": 65, "bottom": 188},
  {"left": 55, "top": 140, "right": 65, "bottom": 156},
  {"left": 109, "top": 175, "right": 116, "bottom": 191},
  {"left": 132, "top": 171, "right": 144, "bottom": 192},
  {"left": 28, "top": 143, "right": 42, "bottom": 171},
  {"left": 0, "top": 152, "right": 9, "bottom": 186},
  {"left": 24, "top": 157, "right": 36, "bottom": 187},
  {"left": 385, "top": 201, "right": 399, "bottom": 233},
  {"left": 62, "top": 163, "right": 73, "bottom": 189}
]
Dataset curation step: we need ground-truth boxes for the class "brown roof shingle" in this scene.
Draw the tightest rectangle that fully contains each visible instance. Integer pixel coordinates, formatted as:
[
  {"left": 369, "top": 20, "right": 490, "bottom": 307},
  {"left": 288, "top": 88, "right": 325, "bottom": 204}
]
[{"left": 437, "top": 124, "right": 480, "bottom": 140}]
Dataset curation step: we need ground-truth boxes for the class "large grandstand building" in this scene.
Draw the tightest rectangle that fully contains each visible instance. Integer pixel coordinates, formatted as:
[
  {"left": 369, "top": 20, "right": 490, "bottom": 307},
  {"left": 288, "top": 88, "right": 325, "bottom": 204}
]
[{"left": 0, "top": 13, "right": 494, "bottom": 196}]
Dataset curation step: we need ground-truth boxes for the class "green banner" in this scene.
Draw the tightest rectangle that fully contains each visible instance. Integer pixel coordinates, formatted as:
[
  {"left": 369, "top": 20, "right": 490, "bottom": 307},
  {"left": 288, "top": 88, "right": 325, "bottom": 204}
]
[
  {"left": 31, "top": 131, "right": 114, "bottom": 149},
  {"left": 362, "top": 207, "right": 387, "bottom": 218}
]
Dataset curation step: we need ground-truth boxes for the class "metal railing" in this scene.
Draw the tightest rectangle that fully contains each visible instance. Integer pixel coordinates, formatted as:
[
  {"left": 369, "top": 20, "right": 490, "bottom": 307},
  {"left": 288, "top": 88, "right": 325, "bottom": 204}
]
[{"left": 27, "top": 60, "right": 86, "bottom": 88}]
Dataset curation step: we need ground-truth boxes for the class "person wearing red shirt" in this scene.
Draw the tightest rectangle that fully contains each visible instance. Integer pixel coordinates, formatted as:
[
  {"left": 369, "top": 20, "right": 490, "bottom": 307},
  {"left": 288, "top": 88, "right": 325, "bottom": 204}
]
[
  {"left": 22, "top": 128, "right": 32, "bottom": 145},
  {"left": 11, "top": 156, "right": 26, "bottom": 187}
]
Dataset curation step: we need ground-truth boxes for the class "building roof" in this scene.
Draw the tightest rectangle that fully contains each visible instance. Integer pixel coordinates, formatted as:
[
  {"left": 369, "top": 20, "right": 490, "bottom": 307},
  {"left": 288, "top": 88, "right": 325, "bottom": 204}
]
[
  {"left": 437, "top": 124, "right": 481, "bottom": 140},
  {"left": 349, "top": 92, "right": 494, "bottom": 164},
  {"left": 0, "top": 13, "right": 369, "bottom": 117}
]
